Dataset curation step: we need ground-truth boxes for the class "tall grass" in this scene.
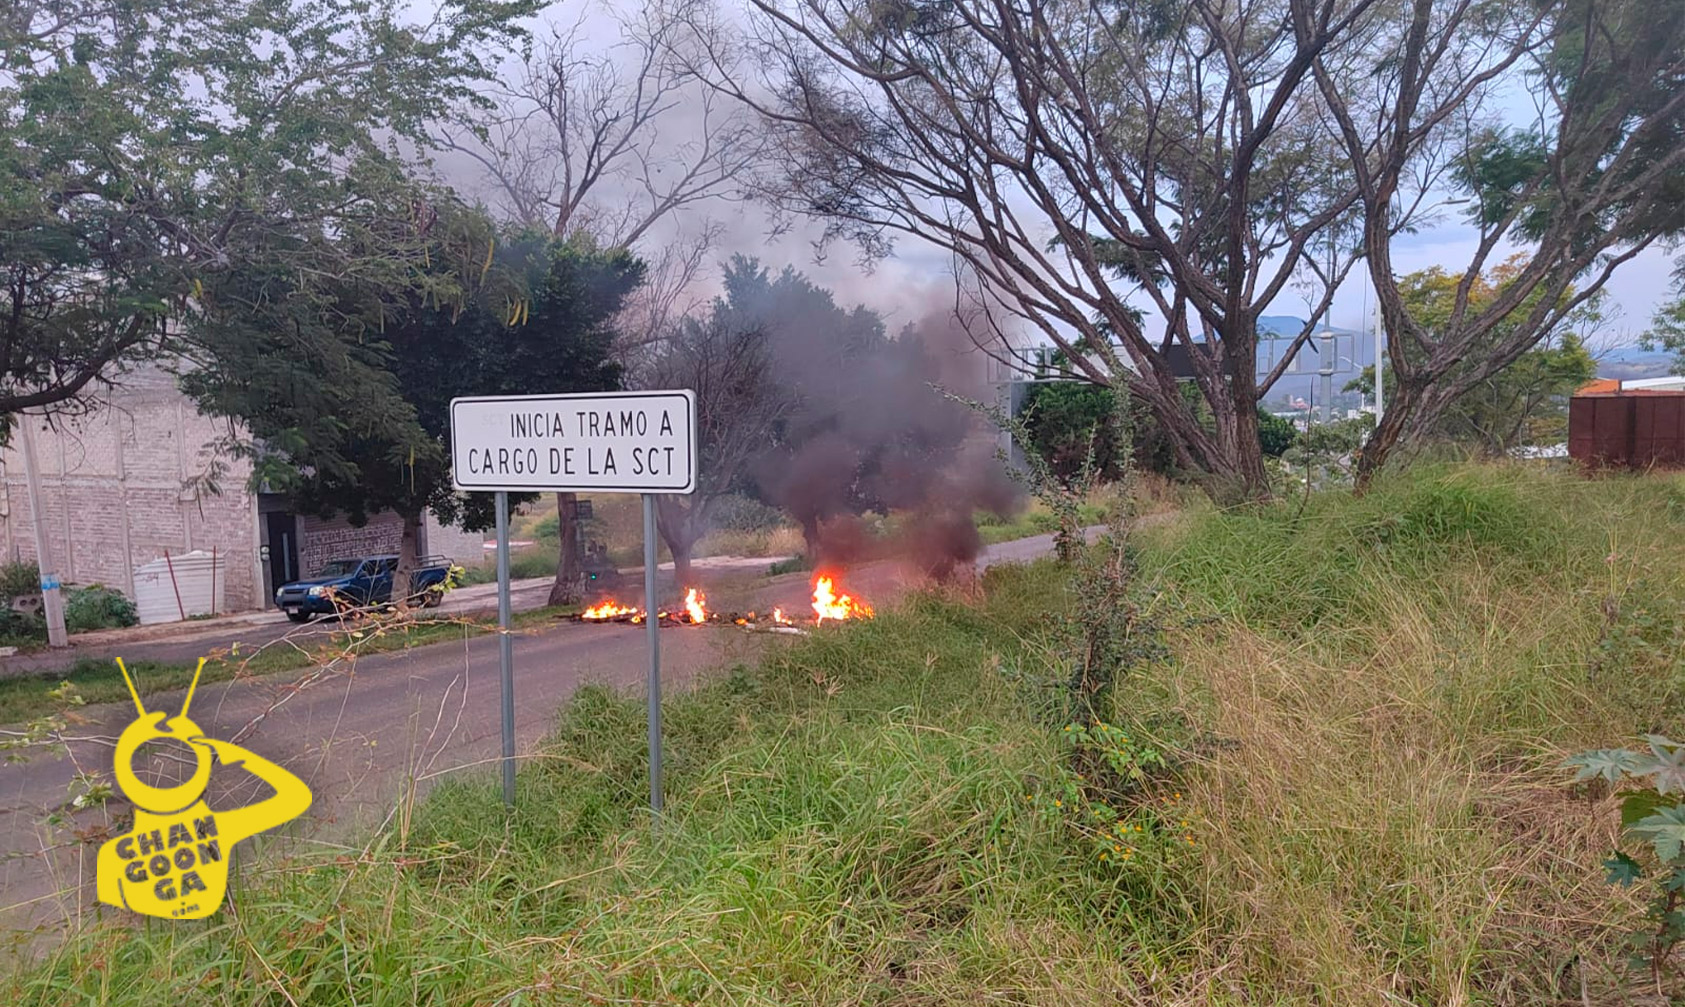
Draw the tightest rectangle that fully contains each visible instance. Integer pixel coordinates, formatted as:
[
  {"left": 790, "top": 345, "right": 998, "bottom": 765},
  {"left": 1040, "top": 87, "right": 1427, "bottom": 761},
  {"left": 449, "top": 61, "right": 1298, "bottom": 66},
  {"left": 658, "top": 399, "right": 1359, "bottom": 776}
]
[
  {"left": 7, "top": 463, "right": 1684, "bottom": 1004},
  {"left": 1139, "top": 463, "right": 1685, "bottom": 1002},
  {"left": 7, "top": 564, "right": 1197, "bottom": 1004}
]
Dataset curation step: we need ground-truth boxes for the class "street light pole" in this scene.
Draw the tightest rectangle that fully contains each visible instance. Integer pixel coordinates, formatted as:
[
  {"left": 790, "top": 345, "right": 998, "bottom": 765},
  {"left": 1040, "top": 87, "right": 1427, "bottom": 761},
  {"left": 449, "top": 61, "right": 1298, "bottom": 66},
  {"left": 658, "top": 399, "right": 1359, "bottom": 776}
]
[{"left": 1318, "top": 330, "right": 1336, "bottom": 425}]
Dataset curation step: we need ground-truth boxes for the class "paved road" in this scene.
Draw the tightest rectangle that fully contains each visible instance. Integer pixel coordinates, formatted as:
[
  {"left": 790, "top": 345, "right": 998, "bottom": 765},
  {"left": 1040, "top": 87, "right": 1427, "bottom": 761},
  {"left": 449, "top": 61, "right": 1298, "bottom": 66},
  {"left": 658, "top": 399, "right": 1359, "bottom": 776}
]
[
  {"left": 0, "top": 554, "right": 787, "bottom": 678},
  {"left": 0, "top": 533, "right": 1076, "bottom": 934}
]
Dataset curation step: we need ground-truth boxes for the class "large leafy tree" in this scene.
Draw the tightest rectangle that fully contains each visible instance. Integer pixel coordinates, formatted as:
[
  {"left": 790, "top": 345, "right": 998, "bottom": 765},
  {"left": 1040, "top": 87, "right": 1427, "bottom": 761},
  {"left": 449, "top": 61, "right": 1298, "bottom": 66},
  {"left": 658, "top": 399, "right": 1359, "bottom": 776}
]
[
  {"left": 189, "top": 222, "right": 642, "bottom": 591},
  {"left": 182, "top": 200, "right": 496, "bottom": 590},
  {"left": 1, "top": 0, "right": 535, "bottom": 427},
  {"left": 1385, "top": 263, "right": 1599, "bottom": 456},
  {"left": 1647, "top": 285, "right": 1685, "bottom": 376},
  {"left": 387, "top": 234, "right": 642, "bottom": 559}
]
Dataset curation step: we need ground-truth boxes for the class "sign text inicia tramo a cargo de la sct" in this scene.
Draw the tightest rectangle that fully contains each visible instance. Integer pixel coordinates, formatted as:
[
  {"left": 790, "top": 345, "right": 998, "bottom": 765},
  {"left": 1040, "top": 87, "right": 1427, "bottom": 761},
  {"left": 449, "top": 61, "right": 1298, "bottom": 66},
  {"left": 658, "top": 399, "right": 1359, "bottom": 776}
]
[{"left": 449, "top": 390, "right": 696, "bottom": 494}]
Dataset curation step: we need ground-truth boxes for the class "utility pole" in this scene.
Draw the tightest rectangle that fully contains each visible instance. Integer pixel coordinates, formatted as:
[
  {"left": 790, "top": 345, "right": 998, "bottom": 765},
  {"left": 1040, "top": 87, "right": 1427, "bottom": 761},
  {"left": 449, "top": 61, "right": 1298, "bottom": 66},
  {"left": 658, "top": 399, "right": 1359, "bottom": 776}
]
[{"left": 17, "top": 413, "right": 68, "bottom": 647}]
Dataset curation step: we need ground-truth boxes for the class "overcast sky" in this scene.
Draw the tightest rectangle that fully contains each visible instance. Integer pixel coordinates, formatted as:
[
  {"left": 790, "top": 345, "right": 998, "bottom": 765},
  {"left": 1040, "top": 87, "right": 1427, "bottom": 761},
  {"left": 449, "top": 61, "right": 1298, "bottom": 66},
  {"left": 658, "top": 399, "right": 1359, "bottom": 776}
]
[{"left": 444, "top": 0, "right": 1676, "bottom": 350}]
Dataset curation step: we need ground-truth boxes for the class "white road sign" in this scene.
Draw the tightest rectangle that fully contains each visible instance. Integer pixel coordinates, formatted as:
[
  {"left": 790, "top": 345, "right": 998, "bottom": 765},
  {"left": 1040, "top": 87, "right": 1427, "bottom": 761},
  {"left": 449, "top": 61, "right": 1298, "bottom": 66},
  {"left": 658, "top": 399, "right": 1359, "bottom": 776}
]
[{"left": 450, "top": 391, "right": 697, "bottom": 494}]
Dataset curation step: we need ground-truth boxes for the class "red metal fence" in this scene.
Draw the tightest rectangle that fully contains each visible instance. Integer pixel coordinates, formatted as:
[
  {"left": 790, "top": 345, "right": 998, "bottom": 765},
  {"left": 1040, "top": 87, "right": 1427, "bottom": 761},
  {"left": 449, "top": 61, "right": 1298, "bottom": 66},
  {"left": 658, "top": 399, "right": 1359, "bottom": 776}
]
[{"left": 1569, "top": 391, "right": 1685, "bottom": 469}]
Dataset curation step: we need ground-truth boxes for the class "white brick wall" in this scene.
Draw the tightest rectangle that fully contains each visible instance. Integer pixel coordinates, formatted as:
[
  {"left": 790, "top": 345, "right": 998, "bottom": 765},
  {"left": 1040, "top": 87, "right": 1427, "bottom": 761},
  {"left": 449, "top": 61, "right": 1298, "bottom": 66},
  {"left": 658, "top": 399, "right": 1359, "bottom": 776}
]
[
  {"left": 0, "top": 364, "right": 475, "bottom": 614},
  {"left": 422, "top": 512, "right": 486, "bottom": 566},
  {"left": 0, "top": 366, "right": 262, "bottom": 610}
]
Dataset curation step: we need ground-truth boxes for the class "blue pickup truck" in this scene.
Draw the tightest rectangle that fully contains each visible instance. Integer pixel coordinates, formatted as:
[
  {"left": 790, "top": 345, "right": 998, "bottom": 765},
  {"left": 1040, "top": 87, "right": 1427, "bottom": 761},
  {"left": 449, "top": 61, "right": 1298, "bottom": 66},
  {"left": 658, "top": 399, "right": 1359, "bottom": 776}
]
[{"left": 274, "top": 555, "right": 455, "bottom": 622}]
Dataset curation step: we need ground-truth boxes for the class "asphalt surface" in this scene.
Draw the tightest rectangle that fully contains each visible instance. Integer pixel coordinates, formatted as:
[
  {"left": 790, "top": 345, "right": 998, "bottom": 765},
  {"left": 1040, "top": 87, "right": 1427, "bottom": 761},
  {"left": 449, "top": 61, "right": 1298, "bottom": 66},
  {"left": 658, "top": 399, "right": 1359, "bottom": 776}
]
[{"left": 0, "top": 530, "right": 1082, "bottom": 935}]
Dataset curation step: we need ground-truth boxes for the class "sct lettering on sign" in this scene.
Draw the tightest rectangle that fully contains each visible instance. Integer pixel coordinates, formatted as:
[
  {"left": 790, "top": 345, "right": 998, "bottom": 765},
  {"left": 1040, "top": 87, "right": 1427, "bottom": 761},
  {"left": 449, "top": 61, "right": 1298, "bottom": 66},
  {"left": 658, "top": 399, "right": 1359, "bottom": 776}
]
[{"left": 451, "top": 392, "right": 696, "bottom": 492}]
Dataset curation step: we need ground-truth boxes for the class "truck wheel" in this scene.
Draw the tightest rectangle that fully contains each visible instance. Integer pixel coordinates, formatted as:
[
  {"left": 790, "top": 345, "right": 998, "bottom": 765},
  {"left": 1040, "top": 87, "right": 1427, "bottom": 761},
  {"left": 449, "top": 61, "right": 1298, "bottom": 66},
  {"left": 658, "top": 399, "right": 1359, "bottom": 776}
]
[
  {"left": 287, "top": 611, "right": 312, "bottom": 623},
  {"left": 422, "top": 590, "right": 443, "bottom": 608}
]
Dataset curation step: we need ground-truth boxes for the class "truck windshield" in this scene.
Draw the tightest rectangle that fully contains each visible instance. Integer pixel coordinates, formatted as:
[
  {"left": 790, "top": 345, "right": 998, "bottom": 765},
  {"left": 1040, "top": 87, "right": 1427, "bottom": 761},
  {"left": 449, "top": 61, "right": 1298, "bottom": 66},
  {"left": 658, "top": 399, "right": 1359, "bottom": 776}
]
[{"left": 313, "top": 560, "right": 362, "bottom": 578}]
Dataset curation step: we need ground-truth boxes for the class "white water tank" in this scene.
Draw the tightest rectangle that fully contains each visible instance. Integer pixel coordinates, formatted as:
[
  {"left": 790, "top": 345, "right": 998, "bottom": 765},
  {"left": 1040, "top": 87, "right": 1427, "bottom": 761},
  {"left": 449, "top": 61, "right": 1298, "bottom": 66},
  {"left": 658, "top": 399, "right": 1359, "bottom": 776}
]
[{"left": 133, "top": 551, "right": 227, "bottom": 625}]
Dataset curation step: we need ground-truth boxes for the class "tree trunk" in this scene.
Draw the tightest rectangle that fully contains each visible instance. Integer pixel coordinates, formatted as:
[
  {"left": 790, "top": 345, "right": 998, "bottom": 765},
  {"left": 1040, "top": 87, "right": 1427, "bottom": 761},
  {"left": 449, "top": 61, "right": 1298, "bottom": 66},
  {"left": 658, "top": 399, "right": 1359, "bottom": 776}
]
[
  {"left": 671, "top": 542, "right": 693, "bottom": 588},
  {"left": 1228, "top": 400, "right": 1271, "bottom": 502},
  {"left": 799, "top": 513, "right": 822, "bottom": 561},
  {"left": 547, "top": 492, "right": 583, "bottom": 606},
  {"left": 1355, "top": 380, "right": 1424, "bottom": 492},
  {"left": 1132, "top": 374, "right": 1270, "bottom": 505},
  {"left": 655, "top": 496, "right": 696, "bottom": 589},
  {"left": 395, "top": 509, "right": 422, "bottom": 607}
]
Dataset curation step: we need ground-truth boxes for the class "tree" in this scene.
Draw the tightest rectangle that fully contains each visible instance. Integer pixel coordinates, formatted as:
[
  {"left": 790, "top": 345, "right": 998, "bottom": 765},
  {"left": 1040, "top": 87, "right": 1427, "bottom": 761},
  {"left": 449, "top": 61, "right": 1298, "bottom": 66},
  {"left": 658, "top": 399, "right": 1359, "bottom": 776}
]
[
  {"left": 438, "top": 0, "right": 776, "bottom": 603},
  {"left": 1396, "top": 264, "right": 1599, "bottom": 455},
  {"left": 643, "top": 286, "right": 791, "bottom": 584},
  {"left": 189, "top": 225, "right": 641, "bottom": 594},
  {"left": 705, "top": 0, "right": 1684, "bottom": 498},
  {"left": 386, "top": 234, "right": 641, "bottom": 584},
  {"left": 1646, "top": 285, "right": 1685, "bottom": 376},
  {"left": 182, "top": 200, "right": 498, "bottom": 595},
  {"left": 1, "top": 0, "right": 536, "bottom": 428},
  {"left": 1322, "top": 0, "right": 1685, "bottom": 484},
  {"left": 1022, "top": 380, "right": 1296, "bottom": 485},
  {"left": 707, "top": 0, "right": 1378, "bottom": 501}
]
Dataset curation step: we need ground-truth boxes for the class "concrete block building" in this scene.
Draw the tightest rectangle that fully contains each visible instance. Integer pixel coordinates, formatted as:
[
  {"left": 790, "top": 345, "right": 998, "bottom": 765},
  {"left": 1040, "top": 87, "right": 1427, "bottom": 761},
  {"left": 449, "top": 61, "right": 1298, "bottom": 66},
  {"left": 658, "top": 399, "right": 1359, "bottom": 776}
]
[{"left": 0, "top": 366, "right": 483, "bottom": 614}]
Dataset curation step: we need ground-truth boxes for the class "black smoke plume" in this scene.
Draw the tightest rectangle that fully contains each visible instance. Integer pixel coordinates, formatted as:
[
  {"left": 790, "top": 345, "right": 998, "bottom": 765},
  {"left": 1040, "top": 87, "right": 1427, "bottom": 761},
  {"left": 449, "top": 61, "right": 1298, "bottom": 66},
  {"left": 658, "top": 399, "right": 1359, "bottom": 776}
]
[{"left": 735, "top": 262, "right": 1022, "bottom": 576}]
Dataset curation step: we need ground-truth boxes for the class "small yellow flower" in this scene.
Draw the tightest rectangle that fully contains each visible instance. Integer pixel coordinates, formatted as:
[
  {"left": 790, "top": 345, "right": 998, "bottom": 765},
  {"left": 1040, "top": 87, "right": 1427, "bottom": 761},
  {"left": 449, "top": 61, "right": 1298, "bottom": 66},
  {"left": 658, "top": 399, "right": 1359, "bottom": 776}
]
[
  {"left": 1099, "top": 852, "right": 1109, "bottom": 861},
  {"left": 1054, "top": 799, "right": 1062, "bottom": 808}
]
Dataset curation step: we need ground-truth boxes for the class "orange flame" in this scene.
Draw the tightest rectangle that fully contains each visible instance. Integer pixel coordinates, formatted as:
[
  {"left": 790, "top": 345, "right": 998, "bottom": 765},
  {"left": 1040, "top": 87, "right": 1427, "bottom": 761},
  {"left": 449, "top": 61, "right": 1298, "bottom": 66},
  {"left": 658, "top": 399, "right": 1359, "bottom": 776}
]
[
  {"left": 812, "top": 575, "right": 873, "bottom": 623},
  {"left": 771, "top": 607, "right": 792, "bottom": 625},
  {"left": 683, "top": 588, "right": 708, "bottom": 624},
  {"left": 582, "top": 601, "right": 637, "bottom": 621}
]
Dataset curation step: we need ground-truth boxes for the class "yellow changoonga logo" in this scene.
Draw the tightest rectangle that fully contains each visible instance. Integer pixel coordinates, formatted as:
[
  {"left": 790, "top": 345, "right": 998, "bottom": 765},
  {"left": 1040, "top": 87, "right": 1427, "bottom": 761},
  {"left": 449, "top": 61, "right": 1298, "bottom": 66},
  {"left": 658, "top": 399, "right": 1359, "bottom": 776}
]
[{"left": 96, "top": 658, "right": 311, "bottom": 920}]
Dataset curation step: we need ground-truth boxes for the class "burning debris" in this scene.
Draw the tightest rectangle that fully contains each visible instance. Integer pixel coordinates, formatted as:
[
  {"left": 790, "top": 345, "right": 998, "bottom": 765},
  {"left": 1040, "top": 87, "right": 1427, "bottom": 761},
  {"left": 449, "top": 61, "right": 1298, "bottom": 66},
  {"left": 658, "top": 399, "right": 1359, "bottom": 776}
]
[
  {"left": 570, "top": 575, "right": 875, "bottom": 632},
  {"left": 811, "top": 575, "right": 873, "bottom": 622},
  {"left": 580, "top": 601, "right": 639, "bottom": 621}
]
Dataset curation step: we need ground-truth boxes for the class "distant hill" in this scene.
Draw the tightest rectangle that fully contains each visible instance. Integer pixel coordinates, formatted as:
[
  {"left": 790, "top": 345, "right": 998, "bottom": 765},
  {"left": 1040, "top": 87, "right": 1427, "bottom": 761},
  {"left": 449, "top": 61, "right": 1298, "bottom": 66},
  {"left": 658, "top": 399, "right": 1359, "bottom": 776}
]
[{"left": 1596, "top": 344, "right": 1676, "bottom": 381}]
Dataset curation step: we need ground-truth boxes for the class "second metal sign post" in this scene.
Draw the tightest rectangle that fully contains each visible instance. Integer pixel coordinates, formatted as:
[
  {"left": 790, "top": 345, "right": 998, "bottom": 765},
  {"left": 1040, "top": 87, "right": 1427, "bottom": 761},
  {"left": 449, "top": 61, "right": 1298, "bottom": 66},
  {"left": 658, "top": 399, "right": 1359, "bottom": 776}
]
[{"left": 450, "top": 391, "right": 699, "bottom": 811}]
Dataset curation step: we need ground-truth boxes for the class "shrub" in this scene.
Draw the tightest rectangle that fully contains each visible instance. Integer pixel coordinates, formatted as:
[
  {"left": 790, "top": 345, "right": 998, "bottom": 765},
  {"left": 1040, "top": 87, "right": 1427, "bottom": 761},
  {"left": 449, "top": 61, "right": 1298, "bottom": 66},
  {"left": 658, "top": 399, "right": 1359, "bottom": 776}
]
[
  {"left": 708, "top": 494, "right": 788, "bottom": 533},
  {"left": 63, "top": 585, "right": 138, "bottom": 632},
  {"left": 532, "top": 513, "right": 559, "bottom": 542},
  {"left": 0, "top": 606, "right": 44, "bottom": 645},
  {"left": 767, "top": 554, "right": 811, "bottom": 576},
  {"left": 1565, "top": 736, "right": 1685, "bottom": 987},
  {"left": 0, "top": 560, "right": 39, "bottom": 602}
]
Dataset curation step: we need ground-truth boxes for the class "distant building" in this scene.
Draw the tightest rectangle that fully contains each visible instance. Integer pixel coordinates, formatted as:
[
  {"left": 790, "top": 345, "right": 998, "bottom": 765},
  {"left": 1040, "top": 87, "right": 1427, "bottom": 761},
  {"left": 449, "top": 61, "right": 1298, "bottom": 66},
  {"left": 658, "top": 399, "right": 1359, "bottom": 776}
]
[
  {"left": 1569, "top": 377, "right": 1685, "bottom": 469},
  {"left": 0, "top": 366, "right": 483, "bottom": 614}
]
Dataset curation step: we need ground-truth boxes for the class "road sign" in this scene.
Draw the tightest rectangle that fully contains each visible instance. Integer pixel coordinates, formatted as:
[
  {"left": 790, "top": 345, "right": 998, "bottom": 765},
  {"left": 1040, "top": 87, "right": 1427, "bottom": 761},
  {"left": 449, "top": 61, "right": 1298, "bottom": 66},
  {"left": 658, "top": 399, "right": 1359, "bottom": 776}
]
[
  {"left": 450, "top": 391, "right": 697, "bottom": 493},
  {"left": 450, "top": 389, "right": 696, "bottom": 812}
]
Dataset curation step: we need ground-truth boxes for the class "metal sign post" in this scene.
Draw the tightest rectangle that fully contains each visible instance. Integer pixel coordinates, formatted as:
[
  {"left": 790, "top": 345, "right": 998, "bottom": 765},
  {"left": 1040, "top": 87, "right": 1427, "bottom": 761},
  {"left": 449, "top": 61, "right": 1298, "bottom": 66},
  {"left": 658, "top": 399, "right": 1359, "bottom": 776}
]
[
  {"left": 495, "top": 490, "right": 516, "bottom": 806},
  {"left": 642, "top": 494, "right": 662, "bottom": 813},
  {"left": 450, "top": 391, "right": 697, "bottom": 811}
]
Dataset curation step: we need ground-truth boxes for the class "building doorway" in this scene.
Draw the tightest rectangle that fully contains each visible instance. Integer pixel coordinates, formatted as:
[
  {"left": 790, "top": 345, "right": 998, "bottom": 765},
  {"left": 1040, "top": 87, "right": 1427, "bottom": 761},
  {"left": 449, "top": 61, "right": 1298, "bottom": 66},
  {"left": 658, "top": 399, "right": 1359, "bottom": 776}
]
[{"left": 262, "top": 511, "right": 300, "bottom": 604}]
